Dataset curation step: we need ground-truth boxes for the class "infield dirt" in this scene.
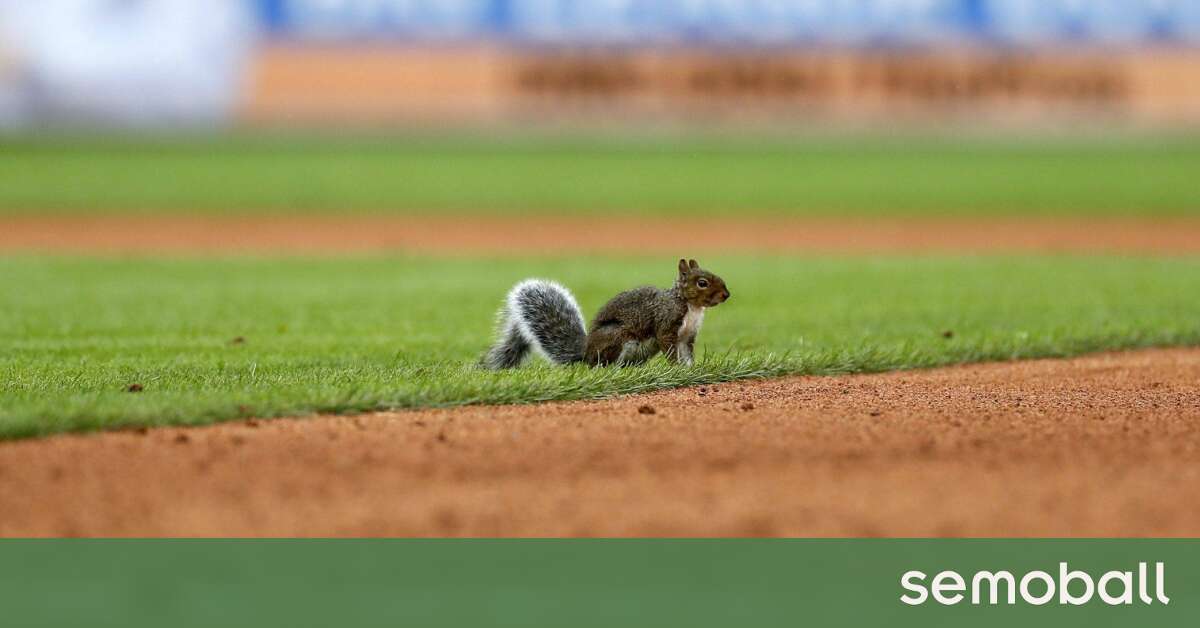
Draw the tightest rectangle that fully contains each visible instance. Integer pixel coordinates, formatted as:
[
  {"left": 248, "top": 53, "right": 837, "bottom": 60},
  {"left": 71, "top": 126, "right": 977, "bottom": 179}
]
[{"left": 2, "top": 347, "right": 1198, "bottom": 537}]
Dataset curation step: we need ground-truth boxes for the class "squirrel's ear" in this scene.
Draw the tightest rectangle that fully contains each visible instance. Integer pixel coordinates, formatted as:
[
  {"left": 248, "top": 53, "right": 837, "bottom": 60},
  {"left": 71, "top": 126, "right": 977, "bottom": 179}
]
[
  {"left": 688, "top": 259, "right": 699, "bottom": 270},
  {"left": 678, "top": 258, "right": 689, "bottom": 275}
]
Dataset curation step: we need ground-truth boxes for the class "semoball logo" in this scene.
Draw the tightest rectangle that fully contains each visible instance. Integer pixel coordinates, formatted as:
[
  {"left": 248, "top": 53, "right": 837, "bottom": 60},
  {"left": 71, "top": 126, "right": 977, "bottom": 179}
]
[{"left": 901, "top": 562, "right": 1168, "bottom": 606}]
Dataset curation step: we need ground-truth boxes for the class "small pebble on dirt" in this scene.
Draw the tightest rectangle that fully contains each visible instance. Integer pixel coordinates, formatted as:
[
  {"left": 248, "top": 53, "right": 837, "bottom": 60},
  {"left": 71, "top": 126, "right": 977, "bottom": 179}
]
[
  {"left": 437, "top": 430, "right": 448, "bottom": 442},
  {"left": 869, "top": 410, "right": 882, "bottom": 417},
  {"left": 174, "top": 433, "right": 190, "bottom": 444},
  {"left": 244, "top": 418, "right": 260, "bottom": 428},
  {"left": 739, "top": 402, "right": 754, "bottom": 411},
  {"left": 638, "top": 405, "right": 657, "bottom": 415},
  {"left": 125, "top": 383, "right": 143, "bottom": 393}
]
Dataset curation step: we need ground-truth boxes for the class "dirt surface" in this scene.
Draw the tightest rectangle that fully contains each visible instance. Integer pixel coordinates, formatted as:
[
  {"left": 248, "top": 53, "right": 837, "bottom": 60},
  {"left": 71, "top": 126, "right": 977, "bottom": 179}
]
[
  {"left": 1, "top": 347, "right": 1198, "bottom": 537},
  {"left": 4, "top": 215, "right": 1200, "bottom": 255}
]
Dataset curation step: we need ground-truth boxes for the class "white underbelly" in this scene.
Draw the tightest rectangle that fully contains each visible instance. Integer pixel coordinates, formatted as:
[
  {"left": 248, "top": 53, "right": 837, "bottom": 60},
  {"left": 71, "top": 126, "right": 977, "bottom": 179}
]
[{"left": 678, "top": 305, "right": 705, "bottom": 340}]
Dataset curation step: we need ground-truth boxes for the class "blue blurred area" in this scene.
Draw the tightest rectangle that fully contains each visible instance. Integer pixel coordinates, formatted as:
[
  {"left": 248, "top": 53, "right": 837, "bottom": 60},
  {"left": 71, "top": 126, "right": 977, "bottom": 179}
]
[{"left": 251, "top": 0, "right": 1200, "bottom": 47}]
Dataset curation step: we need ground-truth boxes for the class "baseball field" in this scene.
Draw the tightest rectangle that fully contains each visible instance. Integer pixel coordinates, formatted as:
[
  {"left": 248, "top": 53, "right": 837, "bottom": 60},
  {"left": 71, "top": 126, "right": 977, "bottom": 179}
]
[{"left": 2, "top": 134, "right": 1199, "bottom": 536}]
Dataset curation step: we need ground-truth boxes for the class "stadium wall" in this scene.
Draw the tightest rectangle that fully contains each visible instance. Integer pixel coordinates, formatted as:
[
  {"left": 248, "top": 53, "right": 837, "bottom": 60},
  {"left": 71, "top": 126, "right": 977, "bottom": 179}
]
[
  {"left": 242, "top": 1, "right": 1200, "bottom": 127},
  {"left": 241, "top": 45, "right": 1200, "bottom": 127},
  {"left": 10, "top": 1, "right": 1196, "bottom": 128}
]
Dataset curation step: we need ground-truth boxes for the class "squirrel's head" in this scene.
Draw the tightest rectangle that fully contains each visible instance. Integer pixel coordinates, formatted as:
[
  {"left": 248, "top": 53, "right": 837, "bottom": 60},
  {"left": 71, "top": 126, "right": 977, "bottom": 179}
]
[{"left": 676, "top": 258, "right": 730, "bottom": 308}]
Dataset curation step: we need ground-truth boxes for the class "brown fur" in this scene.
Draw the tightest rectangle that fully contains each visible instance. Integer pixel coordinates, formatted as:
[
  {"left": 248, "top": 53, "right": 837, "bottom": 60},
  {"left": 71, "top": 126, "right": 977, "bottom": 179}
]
[{"left": 583, "top": 259, "right": 729, "bottom": 366}]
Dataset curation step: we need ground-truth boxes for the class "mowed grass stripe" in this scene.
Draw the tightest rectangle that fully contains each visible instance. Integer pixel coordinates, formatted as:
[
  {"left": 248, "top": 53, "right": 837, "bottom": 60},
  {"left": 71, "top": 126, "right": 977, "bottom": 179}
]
[
  {"left": 2, "top": 135, "right": 1199, "bottom": 215},
  {"left": 2, "top": 255, "right": 1198, "bottom": 439}
]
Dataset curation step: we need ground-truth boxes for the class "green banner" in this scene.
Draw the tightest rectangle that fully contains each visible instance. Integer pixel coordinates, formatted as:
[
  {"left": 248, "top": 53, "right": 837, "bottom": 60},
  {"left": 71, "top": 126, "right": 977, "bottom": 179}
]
[{"left": 0, "top": 540, "right": 1194, "bottom": 627}]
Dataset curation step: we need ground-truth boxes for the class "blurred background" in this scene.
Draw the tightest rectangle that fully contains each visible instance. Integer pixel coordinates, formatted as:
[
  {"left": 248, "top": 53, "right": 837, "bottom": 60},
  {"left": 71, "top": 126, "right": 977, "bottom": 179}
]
[{"left": 1, "top": 0, "right": 1199, "bottom": 130}]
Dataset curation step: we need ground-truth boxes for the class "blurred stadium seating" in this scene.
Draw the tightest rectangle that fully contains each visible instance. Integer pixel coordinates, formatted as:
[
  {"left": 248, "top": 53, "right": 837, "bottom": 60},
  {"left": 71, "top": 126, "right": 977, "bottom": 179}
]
[{"left": 2, "top": 0, "right": 1199, "bottom": 127}]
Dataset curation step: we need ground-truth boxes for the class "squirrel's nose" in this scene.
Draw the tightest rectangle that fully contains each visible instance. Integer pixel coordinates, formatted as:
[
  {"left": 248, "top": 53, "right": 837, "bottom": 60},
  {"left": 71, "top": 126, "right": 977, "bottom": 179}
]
[{"left": 722, "top": 290, "right": 731, "bottom": 301}]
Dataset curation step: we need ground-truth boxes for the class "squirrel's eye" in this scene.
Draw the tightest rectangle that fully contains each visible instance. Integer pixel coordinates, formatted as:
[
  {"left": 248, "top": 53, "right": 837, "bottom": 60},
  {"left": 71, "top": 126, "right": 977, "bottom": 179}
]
[{"left": 697, "top": 278, "right": 709, "bottom": 289}]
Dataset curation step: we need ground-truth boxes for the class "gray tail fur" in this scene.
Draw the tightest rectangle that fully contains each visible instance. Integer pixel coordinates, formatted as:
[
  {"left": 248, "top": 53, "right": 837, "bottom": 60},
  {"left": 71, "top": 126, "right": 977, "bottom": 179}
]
[{"left": 481, "top": 279, "right": 587, "bottom": 369}]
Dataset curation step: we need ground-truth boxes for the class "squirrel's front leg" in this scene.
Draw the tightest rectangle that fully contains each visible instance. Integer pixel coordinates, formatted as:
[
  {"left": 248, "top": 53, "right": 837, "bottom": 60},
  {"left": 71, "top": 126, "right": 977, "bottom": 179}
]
[
  {"left": 657, "top": 329, "right": 687, "bottom": 365},
  {"left": 673, "top": 337, "right": 694, "bottom": 366},
  {"left": 680, "top": 335, "right": 697, "bottom": 366}
]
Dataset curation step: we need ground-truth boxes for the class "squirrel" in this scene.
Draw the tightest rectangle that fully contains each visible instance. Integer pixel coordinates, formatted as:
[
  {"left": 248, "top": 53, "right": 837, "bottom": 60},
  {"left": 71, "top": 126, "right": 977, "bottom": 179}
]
[{"left": 482, "top": 258, "right": 730, "bottom": 369}]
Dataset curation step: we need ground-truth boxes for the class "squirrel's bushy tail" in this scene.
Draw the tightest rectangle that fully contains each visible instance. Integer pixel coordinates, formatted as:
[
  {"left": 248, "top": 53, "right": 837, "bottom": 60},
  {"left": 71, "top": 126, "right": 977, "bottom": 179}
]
[{"left": 481, "top": 279, "right": 587, "bottom": 369}]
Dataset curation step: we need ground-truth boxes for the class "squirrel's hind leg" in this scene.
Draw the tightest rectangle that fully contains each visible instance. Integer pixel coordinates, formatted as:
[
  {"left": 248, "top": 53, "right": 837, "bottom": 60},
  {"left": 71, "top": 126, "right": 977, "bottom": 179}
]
[
  {"left": 616, "top": 339, "right": 659, "bottom": 366},
  {"left": 582, "top": 325, "right": 629, "bottom": 366},
  {"left": 481, "top": 319, "right": 530, "bottom": 369}
]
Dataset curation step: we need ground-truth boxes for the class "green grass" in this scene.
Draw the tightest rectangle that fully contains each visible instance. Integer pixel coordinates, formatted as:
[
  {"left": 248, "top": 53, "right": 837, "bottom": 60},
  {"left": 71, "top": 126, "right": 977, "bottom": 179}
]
[
  {"left": 2, "top": 134, "right": 1198, "bottom": 216},
  {"left": 2, "top": 254, "right": 1198, "bottom": 439}
]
